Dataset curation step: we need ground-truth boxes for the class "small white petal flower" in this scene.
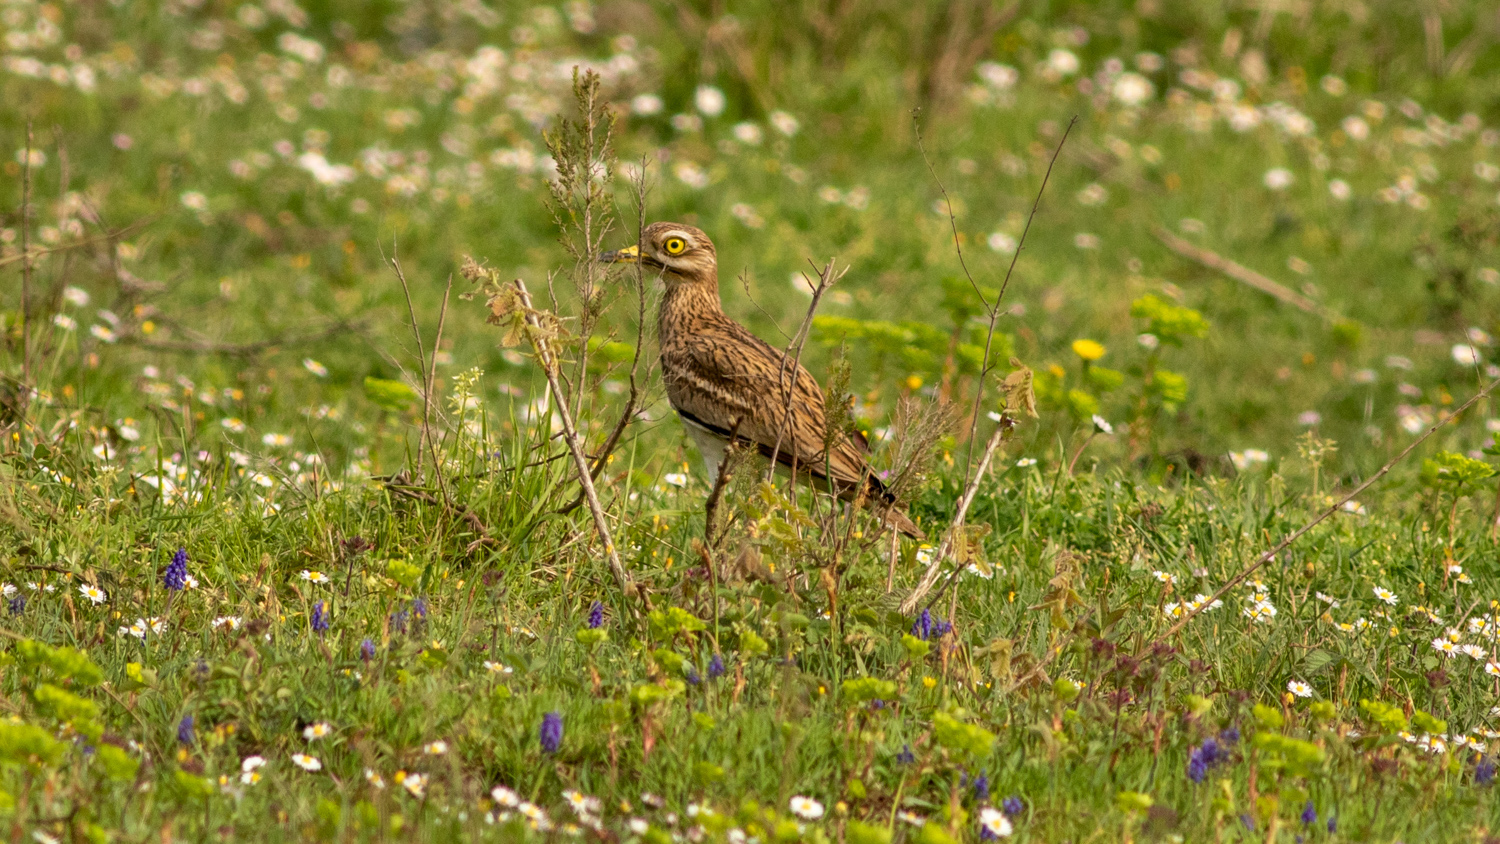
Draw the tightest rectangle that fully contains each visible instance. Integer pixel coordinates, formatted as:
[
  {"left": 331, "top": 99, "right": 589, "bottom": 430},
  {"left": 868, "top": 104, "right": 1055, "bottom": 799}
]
[
  {"left": 1263, "top": 168, "right": 1294, "bottom": 190},
  {"left": 979, "top": 807, "right": 1013, "bottom": 838},
  {"left": 1453, "top": 344, "right": 1482, "bottom": 367},
  {"left": 291, "top": 753, "right": 322, "bottom": 771},
  {"left": 1287, "top": 680, "right": 1312, "bottom": 698},
  {"left": 694, "top": 85, "right": 726, "bottom": 117},
  {"left": 788, "top": 796, "right": 824, "bottom": 820}
]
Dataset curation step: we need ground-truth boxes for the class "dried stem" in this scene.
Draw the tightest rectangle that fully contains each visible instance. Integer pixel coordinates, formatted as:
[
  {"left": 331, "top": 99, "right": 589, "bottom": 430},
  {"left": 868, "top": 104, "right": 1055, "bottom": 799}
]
[
  {"left": 511, "top": 278, "right": 644, "bottom": 614},
  {"left": 383, "top": 242, "right": 436, "bottom": 483},
  {"left": 124, "top": 320, "right": 362, "bottom": 356},
  {"left": 544, "top": 69, "right": 617, "bottom": 422},
  {"left": 19, "top": 121, "right": 34, "bottom": 385},
  {"left": 914, "top": 111, "right": 1070, "bottom": 474},
  {"left": 0, "top": 220, "right": 156, "bottom": 271},
  {"left": 1153, "top": 227, "right": 1335, "bottom": 322},
  {"left": 556, "top": 155, "right": 654, "bottom": 516},
  {"left": 894, "top": 116, "right": 1071, "bottom": 615},
  {"left": 424, "top": 274, "right": 454, "bottom": 484},
  {"left": 898, "top": 424, "right": 1006, "bottom": 614},
  {"left": 766, "top": 258, "right": 846, "bottom": 482},
  {"left": 1153, "top": 375, "right": 1500, "bottom": 644}
]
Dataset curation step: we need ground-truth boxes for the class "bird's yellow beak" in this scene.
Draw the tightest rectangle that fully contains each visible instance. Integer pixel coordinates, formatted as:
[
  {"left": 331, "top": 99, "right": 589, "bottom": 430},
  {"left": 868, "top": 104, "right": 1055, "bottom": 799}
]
[{"left": 599, "top": 244, "right": 640, "bottom": 264}]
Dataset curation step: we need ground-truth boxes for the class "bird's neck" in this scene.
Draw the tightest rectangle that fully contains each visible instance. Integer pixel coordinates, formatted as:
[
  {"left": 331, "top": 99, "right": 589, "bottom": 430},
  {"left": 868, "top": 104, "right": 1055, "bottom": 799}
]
[{"left": 660, "top": 275, "right": 724, "bottom": 333}]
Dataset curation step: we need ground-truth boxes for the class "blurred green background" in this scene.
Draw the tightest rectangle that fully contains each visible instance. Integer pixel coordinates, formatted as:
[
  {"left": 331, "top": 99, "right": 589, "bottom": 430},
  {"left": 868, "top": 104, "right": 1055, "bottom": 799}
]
[{"left": 4, "top": 0, "right": 1500, "bottom": 484}]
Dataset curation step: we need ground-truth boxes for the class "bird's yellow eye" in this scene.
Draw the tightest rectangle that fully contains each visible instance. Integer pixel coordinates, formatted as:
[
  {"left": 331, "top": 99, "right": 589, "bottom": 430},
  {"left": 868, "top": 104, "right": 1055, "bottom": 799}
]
[{"left": 663, "top": 237, "right": 686, "bottom": 255}]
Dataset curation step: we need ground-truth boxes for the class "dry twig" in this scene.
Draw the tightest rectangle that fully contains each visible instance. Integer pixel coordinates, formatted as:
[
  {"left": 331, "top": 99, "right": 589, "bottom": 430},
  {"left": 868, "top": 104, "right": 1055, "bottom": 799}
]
[
  {"left": 1153, "top": 227, "right": 1335, "bottom": 322},
  {"left": 898, "top": 425, "right": 1005, "bottom": 614},
  {"left": 19, "top": 122, "right": 34, "bottom": 385},
  {"left": 124, "top": 320, "right": 362, "bottom": 356},
  {"left": 766, "top": 258, "right": 846, "bottom": 481},
  {"left": 896, "top": 115, "right": 1070, "bottom": 612},
  {"left": 1152, "top": 375, "right": 1500, "bottom": 644},
  {"left": 510, "top": 279, "right": 645, "bottom": 613},
  {"left": 556, "top": 155, "right": 654, "bottom": 516}
]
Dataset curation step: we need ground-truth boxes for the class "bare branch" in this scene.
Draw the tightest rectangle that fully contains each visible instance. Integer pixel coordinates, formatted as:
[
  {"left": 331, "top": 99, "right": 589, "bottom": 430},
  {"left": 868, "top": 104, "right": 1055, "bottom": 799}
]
[
  {"left": 511, "top": 278, "right": 645, "bottom": 615},
  {"left": 555, "top": 154, "right": 655, "bottom": 516},
  {"left": 383, "top": 240, "right": 433, "bottom": 482},
  {"left": 897, "top": 423, "right": 1007, "bottom": 614},
  {"left": 1153, "top": 226, "right": 1336, "bottom": 322},
  {"left": 765, "top": 258, "right": 846, "bottom": 482},
  {"left": 1152, "top": 375, "right": 1500, "bottom": 644},
  {"left": 20, "top": 121, "right": 34, "bottom": 385},
  {"left": 961, "top": 116, "right": 1073, "bottom": 482},
  {"left": 121, "top": 320, "right": 363, "bottom": 356}
]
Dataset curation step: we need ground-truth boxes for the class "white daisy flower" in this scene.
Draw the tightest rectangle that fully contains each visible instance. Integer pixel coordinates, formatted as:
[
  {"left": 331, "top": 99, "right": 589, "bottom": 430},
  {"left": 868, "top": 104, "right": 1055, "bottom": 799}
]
[
  {"left": 77, "top": 584, "right": 106, "bottom": 605},
  {"left": 788, "top": 796, "right": 824, "bottom": 820},
  {"left": 979, "top": 807, "right": 1013, "bottom": 838},
  {"left": 1374, "top": 587, "right": 1398, "bottom": 606},
  {"left": 1287, "top": 680, "right": 1312, "bottom": 698},
  {"left": 291, "top": 753, "right": 321, "bottom": 771},
  {"left": 303, "top": 722, "right": 332, "bottom": 740}
]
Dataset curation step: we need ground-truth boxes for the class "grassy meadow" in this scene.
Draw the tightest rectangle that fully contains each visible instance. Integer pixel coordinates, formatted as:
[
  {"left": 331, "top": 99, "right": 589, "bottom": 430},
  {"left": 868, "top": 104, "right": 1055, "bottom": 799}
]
[{"left": 5, "top": 0, "right": 1500, "bottom": 840}]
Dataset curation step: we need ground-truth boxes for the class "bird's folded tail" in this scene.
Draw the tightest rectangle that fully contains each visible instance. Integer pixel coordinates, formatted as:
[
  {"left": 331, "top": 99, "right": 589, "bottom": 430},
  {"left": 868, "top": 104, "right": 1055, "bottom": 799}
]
[
  {"left": 863, "top": 475, "right": 924, "bottom": 540},
  {"left": 879, "top": 505, "right": 924, "bottom": 540}
]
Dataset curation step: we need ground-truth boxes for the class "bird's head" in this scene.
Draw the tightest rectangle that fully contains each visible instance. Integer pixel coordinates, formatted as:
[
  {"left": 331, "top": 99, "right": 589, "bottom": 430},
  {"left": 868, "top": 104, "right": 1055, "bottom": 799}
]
[{"left": 599, "top": 222, "right": 717, "bottom": 286}]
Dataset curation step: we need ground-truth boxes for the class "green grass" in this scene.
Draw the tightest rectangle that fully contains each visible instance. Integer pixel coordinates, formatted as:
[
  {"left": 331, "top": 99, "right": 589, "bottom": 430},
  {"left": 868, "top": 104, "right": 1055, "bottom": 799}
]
[{"left": 4, "top": 0, "right": 1500, "bottom": 841}]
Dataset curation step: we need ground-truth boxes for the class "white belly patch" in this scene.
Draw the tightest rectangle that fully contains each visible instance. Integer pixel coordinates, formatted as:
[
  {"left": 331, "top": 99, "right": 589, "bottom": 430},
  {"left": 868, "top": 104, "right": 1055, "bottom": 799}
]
[{"left": 679, "top": 414, "right": 729, "bottom": 486}]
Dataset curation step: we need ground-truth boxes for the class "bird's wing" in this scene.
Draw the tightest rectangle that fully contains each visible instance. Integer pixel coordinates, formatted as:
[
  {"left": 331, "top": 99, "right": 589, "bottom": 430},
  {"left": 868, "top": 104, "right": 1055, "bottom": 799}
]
[{"left": 662, "top": 320, "right": 872, "bottom": 493}]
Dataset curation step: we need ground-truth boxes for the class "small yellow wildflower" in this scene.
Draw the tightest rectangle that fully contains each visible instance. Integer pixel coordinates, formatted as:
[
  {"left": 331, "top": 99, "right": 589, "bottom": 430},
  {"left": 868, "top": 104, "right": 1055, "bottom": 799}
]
[{"left": 1071, "top": 339, "right": 1106, "bottom": 361}]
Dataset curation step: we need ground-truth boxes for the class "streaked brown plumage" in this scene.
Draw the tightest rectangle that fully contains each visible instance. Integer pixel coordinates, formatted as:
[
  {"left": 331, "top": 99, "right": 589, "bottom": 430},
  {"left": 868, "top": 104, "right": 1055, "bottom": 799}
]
[{"left": 601, "top": 221, "right": 923, "bottom": 539}]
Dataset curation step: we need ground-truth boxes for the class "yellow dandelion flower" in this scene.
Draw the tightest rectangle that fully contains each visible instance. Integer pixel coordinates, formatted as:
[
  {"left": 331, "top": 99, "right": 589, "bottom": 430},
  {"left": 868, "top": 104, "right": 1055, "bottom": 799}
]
[{"left": 1071, "top": 339, "right": 1106, "bottom": 361}]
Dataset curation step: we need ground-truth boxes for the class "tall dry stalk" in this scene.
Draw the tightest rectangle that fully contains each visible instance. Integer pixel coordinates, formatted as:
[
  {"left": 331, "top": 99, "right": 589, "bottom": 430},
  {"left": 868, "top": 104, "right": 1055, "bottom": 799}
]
[
  {"left": 898, "top": 114, "right": 1070, "bottom": 614},
  {"left": 544, "top": 69, "right": 618, "bottom": 423}
]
